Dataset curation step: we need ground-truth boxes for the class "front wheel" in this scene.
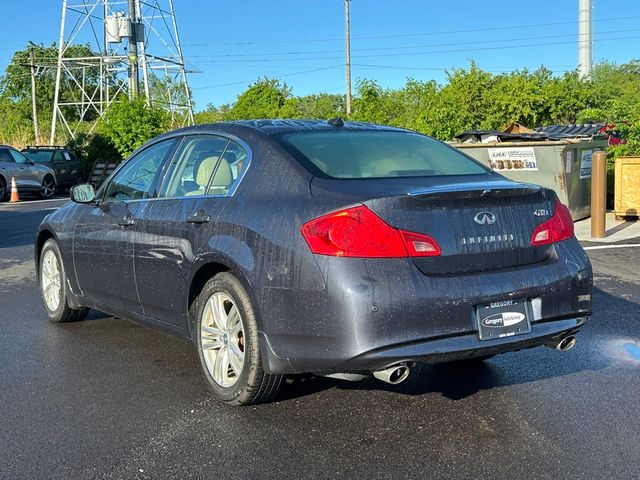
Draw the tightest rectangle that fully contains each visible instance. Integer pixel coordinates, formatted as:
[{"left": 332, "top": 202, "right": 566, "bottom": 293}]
[
  {"left": 195, "top": 272, "right": 284, "bottom": 405},
  {"left": 39, "top": 239, "right": 89, "bottom": 322},
  {"left": 40, "top": 175, "right": 56, "bottom": 198}
]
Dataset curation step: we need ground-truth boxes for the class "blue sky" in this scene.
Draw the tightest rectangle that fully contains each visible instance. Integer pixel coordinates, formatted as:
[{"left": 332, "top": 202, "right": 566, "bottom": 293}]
[{"left": 0, "top": 0, "right": 639, "bottom": 110}]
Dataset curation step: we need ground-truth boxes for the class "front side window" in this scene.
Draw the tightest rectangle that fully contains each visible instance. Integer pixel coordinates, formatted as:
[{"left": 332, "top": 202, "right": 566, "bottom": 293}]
[
  {"left": 277, "top": 130, "right": 488, "bottom": 179},
  {"left": 8, "top": 148, "right": 29, "bottom": 164},
  {"left": 0, "top": 149, "right": 13, "bottom": 163},
  {"left": 159, "top": 136, "right": 249, "bottom": 198},
  {"left": 102, "top": 139, "right": 175, "bottom": 203},
  {"left": 23, "top": 150, "right": 54, "bottom": 163}
]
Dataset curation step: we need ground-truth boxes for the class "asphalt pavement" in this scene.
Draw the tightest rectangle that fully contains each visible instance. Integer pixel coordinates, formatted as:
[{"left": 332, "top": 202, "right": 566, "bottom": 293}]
[{"left": 1, "top": 200, "right": 639, "bottom": 480}]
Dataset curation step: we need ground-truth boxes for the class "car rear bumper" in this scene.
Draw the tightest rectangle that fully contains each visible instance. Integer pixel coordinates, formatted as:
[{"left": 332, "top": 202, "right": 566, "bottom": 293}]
[
  {"left": 256, "top": 238, "right": 593, "bottom": 375},
  {"left": 336, "top": 316, "right": 588, "bottom": 372}
]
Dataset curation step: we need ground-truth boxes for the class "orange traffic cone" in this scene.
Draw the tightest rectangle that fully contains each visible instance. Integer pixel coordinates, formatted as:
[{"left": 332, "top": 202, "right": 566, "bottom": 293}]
[{"left": 9, "top": 177, "right": 20, "bottom": 202}]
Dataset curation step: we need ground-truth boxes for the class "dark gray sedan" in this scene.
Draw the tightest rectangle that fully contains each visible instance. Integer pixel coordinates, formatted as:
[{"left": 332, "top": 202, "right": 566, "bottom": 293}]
[
  {"left": 35, "top": 120, "right": 592, "bottom": 405},
  {"left": 0, "top": 145, "right": 56, "bottom": 200}
]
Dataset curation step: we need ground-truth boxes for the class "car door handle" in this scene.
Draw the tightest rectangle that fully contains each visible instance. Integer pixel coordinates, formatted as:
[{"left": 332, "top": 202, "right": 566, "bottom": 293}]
[
  {"left": 187, "top": 211, "right": 211, "bottom": 224},
  {"left": 118, "top": 215, "right": 136, "bottom": 227}
]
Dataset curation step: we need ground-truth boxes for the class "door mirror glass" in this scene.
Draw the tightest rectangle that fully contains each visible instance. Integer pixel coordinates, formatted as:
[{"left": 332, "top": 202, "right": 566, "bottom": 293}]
[{"left": 70, "top": 183, "right": 96, "bottom": 203}]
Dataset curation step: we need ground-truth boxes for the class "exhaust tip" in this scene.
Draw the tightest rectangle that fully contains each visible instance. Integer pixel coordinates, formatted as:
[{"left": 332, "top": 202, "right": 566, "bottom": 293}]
[
  {"left": 373, "top": 364, "right": 410, "bottom": 385},
  {"left": 545, "top": 335, "right": 577, "bottom": 352},
  {"left": 557, "top": 335, "right": 577, "bottom": 351}
]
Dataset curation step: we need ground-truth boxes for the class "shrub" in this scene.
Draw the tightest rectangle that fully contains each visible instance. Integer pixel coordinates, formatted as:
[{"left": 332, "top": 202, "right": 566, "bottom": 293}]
[{"left": 99, "top": 96, "right": 169, "bottom": 158}]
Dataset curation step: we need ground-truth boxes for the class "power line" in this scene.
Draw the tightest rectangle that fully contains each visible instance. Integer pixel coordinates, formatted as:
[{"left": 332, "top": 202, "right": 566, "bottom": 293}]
[
  {"left": 178, "top": 14, "right": 640, "bottom": 48},
  {"left": 182, "top": 33, "right": 640, "bottom": 64},
  {"left": 179, "top": 28, "right": 640, "bottom": 61},
  {"left": 4, "top": 27, "right": 638, "bottom": 65},
  {"left": 353, "top": 63, "right": 575, "bottom": 73},
  {"left": 192, "top": 64, "right": 343, "bottom": 91}
]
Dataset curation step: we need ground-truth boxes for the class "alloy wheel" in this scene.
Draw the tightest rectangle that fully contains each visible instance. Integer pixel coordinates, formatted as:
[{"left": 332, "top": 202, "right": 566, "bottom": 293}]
[
  {"left": 41, "top": 249, "right": 62, "bottom": 312},
  {"left": 200, "top": 292, "right": 246, "bottom": 388},
  {"left": 41, "top": 176, "right": 55, "bottom": 198}
]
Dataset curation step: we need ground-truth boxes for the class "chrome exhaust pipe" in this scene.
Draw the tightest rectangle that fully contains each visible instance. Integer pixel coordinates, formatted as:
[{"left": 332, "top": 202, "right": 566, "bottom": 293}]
[
  {"left": 373, "top": 364, "right": 410, "bottom": 385},
  {"left": 545, "top": 335, "right": 577, "bottom": 352}
]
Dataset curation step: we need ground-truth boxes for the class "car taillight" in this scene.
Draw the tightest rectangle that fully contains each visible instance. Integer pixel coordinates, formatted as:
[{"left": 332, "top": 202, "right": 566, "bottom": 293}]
[
  {"left": 301, "top": 205, "right": 441, "bottom": 258},
  {"left": 530, "top": 200, "right": 574, "bottom": 246}
]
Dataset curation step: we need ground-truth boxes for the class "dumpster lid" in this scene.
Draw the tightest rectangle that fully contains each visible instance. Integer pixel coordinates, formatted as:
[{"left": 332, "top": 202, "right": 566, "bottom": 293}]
[{"left": 535, "top": 123, "right": 608, "bottom": 140}]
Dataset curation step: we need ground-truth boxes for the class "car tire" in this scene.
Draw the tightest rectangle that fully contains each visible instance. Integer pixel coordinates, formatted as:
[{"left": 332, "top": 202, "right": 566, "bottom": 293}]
[
  {"left": 195, "top": 272, "right": 284, "bottom": 405},
  {"left": 0, "top": 176, "right": 6, "bottom": 202},
  {"left": 40, "top": 174, "right": 56, "bottom": 199},
  {"left": 39, "top": 239, "right": 89, "bottom": 323}
]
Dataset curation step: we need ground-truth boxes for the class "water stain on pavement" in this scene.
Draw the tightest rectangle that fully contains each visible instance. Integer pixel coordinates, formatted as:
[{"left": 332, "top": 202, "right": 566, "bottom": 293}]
[{"left": 604, "top": 338, "right": 640, "bottom": 363}]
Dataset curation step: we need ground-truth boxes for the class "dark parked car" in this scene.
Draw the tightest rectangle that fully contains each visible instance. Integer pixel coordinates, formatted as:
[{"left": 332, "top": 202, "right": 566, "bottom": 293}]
[
  {"left": 36, "top": 120, "right": 593, "bottom": 405},
  {"left": 22, "top": 146, "right": 83, "bottom": 189},
  {"left": 0, "top": 145, "right": 56, "bottom": 200}
]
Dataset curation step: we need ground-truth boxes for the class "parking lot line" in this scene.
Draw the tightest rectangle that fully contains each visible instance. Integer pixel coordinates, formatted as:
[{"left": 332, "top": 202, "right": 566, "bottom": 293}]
[{"left": 583, "top": 244, "right": 640, "bottom": 251}]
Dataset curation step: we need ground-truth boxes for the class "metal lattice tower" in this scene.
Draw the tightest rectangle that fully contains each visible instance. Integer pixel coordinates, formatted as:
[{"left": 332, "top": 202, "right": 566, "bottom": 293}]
[{"left": 50, "top": 0, "right": 194, "bottom": 143}]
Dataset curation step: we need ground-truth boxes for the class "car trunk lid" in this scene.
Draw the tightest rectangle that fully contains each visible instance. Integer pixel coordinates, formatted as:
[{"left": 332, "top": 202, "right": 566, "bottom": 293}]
[{"left": 311, "top": 177, "right": 556, "bottom": 275}]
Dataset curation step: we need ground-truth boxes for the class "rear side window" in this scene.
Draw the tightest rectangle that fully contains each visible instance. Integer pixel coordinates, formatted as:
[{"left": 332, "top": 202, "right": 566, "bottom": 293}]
[
  {"left": 160, "top": 136, "right": 249, "bottom": 198},
  {"left": 277, "top": 131, "right": 488, "bottom": 179},
  {"left": 160, "top": 135, "right": 229, "bottom": 198}
]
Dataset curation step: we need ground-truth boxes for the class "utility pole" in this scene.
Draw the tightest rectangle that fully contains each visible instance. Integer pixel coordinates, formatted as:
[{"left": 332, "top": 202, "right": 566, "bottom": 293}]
[
  {"left": 345, "top": 0, "right": 352, "bottom": 116},
  {"left": 128, "top": 0, "right": 139, "bottom": 97},
  {"left": 578, "top": 0, "right": 592, "bottom": 80},
  {"left": 28, "top": 47, "right": 40, "bottom": 144},
  {"left": 51, "top": 0, "right": 194, "bottom": 141}
]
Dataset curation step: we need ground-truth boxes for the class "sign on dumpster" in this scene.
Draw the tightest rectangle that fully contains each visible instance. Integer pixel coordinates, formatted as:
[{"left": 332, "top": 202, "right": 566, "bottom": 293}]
[
  {"left": 488, "top": 147, "right": 538, "bottom": 171},
  {"left": 580, "top": 150, "right": 593, "bottom": 179}
]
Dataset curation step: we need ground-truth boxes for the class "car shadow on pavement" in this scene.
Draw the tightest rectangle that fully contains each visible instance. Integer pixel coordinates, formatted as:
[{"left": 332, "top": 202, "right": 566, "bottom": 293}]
[{"left": 279, "top": 286, "right": 632, "bottom": 403}]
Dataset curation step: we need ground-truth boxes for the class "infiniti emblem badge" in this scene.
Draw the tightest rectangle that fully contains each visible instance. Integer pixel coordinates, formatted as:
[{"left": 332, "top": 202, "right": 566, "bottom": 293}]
[{"left": 474, "top": 211, "right": 496, "bottom": 226}]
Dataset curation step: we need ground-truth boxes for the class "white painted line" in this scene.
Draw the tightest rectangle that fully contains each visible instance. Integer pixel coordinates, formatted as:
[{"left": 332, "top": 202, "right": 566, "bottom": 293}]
[
  {"left": 13, "top": 198, "right": 68, "bottom": 204},
  {"left": 583, "top": 244, "right": 640, "bottom": 251}
]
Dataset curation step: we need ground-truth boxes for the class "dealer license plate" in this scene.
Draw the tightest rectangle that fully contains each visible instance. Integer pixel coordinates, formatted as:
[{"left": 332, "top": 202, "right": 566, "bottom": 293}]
[{"left": 476, "top": 298, "right": 532, "bottom": 340}]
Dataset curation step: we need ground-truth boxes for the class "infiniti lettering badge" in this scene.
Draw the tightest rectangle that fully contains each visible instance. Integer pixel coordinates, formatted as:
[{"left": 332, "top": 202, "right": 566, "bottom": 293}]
[{"left": 474, "top": 211, "right": 496, "bottom": 226}]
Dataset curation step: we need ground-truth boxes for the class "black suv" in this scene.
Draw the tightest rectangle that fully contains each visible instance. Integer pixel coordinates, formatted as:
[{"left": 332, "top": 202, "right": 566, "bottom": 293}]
[{"left": 22, "top": 146, "right": 83, "bottom": 189}]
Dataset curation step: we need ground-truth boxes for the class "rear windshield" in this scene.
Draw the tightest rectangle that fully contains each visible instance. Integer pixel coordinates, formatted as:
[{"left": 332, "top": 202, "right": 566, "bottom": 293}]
[
  {"left": 277, "top": 130, "right": 488, "bottom": 179},
  {"left": 23, "top": 150, "right": 53, "bottom": 163}
]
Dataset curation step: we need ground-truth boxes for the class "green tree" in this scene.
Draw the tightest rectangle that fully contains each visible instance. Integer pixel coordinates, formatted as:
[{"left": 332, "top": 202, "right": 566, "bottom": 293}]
[
  {"left": 227, "top": 78, "right": 291, "bottom": 119},
  {"left": 99, "top": 97, "right": 169, "bottom": 158},
  {"left": 1, "top": 42, "right": 99, "bottom": 124}
]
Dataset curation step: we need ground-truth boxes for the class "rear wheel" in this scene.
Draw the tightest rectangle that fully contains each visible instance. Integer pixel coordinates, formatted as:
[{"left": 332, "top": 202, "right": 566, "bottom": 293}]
[
  {"left": 195, "top": 272, "right": 284, "bottom": 405},
  {"left": 40, "top": 175, "right": 56, "bottom": 198},
  {"left": 40, "top": 239, "right": 89, "bottom": 322}
]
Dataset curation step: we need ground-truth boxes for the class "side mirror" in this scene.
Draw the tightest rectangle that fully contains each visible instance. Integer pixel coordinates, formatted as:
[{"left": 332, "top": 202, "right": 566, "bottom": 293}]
[{"left": 70, "top": 183, "right": 96, "bottom": 204}]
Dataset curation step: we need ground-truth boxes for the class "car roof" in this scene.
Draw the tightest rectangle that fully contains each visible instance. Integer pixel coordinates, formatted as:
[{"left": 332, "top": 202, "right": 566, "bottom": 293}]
[
  {"left": 157, "top": 119, "right": 411, "bottom": 139},
  {"left": 22, "top": 146, "right": 66, "bottom": 151}
]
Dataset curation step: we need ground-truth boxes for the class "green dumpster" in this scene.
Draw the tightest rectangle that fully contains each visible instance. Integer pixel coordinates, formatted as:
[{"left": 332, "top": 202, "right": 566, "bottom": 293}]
[{"left": 453, "top": 139, "right": 608, "bottom": 220}]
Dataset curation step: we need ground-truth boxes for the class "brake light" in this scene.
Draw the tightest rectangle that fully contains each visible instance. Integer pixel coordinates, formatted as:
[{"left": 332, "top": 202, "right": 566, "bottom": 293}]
[
  {"left": 530, "top": 200, "right": 574, "bottom": 246},
  {"left": 301, "top": 205, "right": 441, "bottom": 258}
]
